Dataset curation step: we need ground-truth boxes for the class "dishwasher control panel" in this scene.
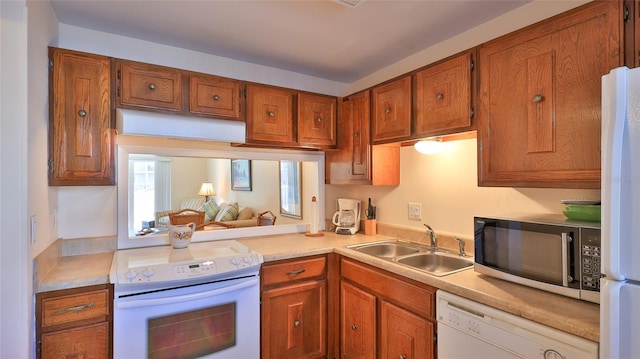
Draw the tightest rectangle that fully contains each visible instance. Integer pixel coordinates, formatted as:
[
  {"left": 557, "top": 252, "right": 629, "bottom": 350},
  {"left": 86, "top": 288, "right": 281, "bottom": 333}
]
[{"left": 436, "top": 290, "right": 598, "bottom": 359}]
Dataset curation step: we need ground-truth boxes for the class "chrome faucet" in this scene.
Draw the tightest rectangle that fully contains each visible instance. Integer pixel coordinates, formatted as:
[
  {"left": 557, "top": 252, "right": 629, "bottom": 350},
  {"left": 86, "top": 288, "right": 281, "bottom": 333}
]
[
  {"left": 455, "top": 237, "right": 467, "bottom": 257},
  {"left": 424, "top": 224, "right": 438, "bottom": 250}
]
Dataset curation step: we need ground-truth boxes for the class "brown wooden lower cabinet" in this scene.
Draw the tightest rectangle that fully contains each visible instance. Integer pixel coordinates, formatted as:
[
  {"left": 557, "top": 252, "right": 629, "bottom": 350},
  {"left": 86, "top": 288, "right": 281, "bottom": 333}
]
[
  {"left": 36, "top": 284, "right": 113, "bottom": 359},
  {"left": 340, "top": 257, "right": 437, "bottom": 359},
  {"left": 261, "top": 255, "right": 328, "bottom": 359}
]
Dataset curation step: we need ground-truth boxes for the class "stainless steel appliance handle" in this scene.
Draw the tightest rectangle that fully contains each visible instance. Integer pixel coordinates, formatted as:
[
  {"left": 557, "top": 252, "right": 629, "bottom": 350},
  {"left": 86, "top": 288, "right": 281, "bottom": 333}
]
[
  {"left": 115, "top": 277, "right": 258, "bottom": 309},
  {"left": 562, "top": 232, "right": 568, "bottom": 287}
]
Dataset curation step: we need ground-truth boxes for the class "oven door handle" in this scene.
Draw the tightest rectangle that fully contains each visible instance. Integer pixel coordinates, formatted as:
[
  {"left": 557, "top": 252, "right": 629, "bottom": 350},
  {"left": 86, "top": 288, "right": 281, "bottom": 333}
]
[{"left": 115, "top": 277, "right": 258, "bottom": 309}]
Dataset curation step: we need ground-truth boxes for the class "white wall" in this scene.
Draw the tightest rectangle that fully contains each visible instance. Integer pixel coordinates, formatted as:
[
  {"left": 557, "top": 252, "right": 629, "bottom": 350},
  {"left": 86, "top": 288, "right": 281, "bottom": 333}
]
[{"left": 325, "top": 139, "right": 600, "bottom": 237}]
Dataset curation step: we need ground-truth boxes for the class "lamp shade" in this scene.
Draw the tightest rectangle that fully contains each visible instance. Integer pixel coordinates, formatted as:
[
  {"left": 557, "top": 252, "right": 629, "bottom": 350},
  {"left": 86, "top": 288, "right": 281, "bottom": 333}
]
[{"left": 197, "top": 181, "right": 216, "bottom": 197}]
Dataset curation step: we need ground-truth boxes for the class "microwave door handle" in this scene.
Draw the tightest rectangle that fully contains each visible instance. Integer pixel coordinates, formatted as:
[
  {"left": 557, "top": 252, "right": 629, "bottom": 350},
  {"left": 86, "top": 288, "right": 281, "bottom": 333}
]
[{"left": 562, "top": 232, "right": 569, "bottom": 287}]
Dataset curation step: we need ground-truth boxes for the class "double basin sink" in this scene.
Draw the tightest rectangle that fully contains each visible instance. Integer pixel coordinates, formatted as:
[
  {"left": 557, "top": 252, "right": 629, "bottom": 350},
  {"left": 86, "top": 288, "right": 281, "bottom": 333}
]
[{"left": 346, "top": 239, "right": 473, "bottom": 277}]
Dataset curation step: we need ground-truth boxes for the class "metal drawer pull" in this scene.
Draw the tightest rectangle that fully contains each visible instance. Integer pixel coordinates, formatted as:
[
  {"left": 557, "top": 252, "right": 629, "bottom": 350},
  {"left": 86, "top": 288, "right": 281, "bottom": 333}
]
[
  {"left": 385, "top": 108, "right": 391, "bottom": 114},
  {"left": 148, "top": 83, "right": 156, "bottom": 90},
  {"left": 532, "top": 94, "right": 543, "bottom": 103},
  {"left": 436, "top": 92, "right": 444, "bottom": 100},
  {"left": 213, "top": 95, "right": 220, "bottom": 101},
  {"left": 316, "top": 117, "right": 322, "bottom": 122},
  {"left": 294, "top": 320, "right": 301, "bottom": 327},
  {"left": 78, "top": 110, "right": 87, "bottom": 117},
  {"left": 351, "top": 325, "right": 357, "bottom": 330},
  {"left": 399, "top": 355, "right": 406, "bottom": 359},
  {"left": 286, "top": 269, "right": 306, "bottom": 275},
  {"left": 57, "top": 302, "right": 95, "bottom": 313},
  {"left": 267, "top": 111, "right": 275, "bottom": 117}
]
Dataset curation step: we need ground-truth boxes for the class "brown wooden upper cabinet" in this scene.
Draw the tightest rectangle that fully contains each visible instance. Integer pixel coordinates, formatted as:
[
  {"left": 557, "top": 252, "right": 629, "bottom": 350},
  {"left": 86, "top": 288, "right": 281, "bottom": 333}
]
[
  {"left": 325, "top": 90, "right": 400, "bottom": 185},
  {"left": 297, "top": 92, "right": 337, "bottom": 148},
  {"left": 189, "top": 74, "right": 243, "bottom": 120},
  {"left": 48, "top": 47, "right": 115, "bottom": 186},
  {"left": 477, "top": 1, "right": 622, "bottom": 188},
  {"left": 414, "top": 50, "right": 475, "bottom": 138},
  {"left": 245, "top": 83, "right": 296, "bottom": 146},
  {"left": 371, "top": 76, "right": 412, "bottom": 144},
  {"left": 117, "top": 60, "right": 182, "bottom": 112}
]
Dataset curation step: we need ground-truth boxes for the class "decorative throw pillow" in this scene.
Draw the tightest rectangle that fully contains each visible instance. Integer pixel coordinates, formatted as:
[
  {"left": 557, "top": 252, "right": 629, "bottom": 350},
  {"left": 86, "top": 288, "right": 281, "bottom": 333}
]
[
  {"left": 236, "top": 207, "right": 253, "bottom": 220},
  {"left": 201, "top": 200, "right": 221, "bottom": 222},
  {"left": 214, "top": 202, "right": 239, "bottom": 222}
]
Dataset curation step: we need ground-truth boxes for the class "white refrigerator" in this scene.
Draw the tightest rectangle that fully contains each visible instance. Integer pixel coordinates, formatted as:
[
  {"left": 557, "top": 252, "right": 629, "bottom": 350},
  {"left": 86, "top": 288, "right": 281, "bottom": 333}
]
[{"left": 600, "top": 66, "right": 640, "bottom": 358}]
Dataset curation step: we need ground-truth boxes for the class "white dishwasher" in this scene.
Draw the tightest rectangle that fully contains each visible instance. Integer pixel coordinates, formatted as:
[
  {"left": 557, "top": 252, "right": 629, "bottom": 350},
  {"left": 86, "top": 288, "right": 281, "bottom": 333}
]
[{"left": 436, "top": 290, "right": 598, "bottom": 359}]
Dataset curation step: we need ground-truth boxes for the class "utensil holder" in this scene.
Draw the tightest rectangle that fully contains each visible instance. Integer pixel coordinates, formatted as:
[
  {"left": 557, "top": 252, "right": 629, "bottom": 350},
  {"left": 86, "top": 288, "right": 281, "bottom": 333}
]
[{"left": 364, "top": 219, "right": 376, "bottom": 236}]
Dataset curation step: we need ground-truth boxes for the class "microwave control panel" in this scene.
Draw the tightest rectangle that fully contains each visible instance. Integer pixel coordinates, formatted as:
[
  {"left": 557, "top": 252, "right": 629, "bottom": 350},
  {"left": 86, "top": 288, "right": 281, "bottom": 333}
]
[{"left": 580, "top": 228, "right": 601, "bottom": 292}]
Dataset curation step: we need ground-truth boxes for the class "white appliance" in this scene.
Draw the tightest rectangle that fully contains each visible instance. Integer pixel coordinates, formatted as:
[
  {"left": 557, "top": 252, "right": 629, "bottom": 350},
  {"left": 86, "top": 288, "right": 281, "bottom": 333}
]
[
  {"left": 111, "top": 240, "right": 263, "bottom": 359},
  {"left": 437, "top": 290, "right": 598, "bottom": 359},
  {"left": 332, "top": 198, "right": 361, "bottom": 235},
  {"left": 600, "top": 66, "right": 640, "bottom": 358}
]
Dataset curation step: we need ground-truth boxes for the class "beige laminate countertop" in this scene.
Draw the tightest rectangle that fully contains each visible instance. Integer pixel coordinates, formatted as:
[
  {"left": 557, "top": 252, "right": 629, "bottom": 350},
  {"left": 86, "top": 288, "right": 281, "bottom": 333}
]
[
  {"left": 37, "top": 231, "right": 600, "bottom": 342},
  {"left": 237, "top": 232, "right": 600, "bottom": 343}
]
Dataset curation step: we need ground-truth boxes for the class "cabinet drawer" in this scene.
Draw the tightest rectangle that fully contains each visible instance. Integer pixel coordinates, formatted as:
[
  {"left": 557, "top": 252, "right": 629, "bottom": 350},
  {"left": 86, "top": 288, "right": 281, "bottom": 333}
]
[
  {"left": 262, "top": 256, "right": 326, "bottom": 286},
  {"left": 119, "top": 61, "right": 182, "bottom": 111},
  {"left": 41, "top": 289, "right": 110, "bottom": 328},
  {"left": 341, "top": 258, "right": 435, "bottom": 319}
]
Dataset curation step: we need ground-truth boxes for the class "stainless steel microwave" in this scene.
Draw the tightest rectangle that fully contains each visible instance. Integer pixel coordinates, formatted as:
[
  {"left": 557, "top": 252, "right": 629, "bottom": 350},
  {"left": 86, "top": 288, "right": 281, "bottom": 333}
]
[{"left": 474, "top": 215, "right": 601, "bottom": 303}]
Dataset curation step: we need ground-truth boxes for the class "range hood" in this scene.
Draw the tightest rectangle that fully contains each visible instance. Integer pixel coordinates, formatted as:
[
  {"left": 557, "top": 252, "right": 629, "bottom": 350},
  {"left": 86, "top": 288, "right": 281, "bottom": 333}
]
[{"left": 116, "top": 109, "right": 246, "bottom": 143}]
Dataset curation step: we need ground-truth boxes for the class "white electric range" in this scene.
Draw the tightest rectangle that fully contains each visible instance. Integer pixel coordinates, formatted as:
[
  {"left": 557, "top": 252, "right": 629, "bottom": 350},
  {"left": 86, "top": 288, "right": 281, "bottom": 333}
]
[{"left": 110, "top": 240, "right": 263, "bottom": 359}]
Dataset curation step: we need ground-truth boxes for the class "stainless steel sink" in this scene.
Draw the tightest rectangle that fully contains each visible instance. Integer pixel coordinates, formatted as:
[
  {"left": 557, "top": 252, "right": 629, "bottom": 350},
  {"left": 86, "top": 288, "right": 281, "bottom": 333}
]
[
  {"left": 346, "top": 239, "right": 473, "bottom": 277},
  {"left": 396, "top": 252, "right": 473, "bottom": 276},
  {"left": 352, "top": 242, "right": 420, "bottom": 258}
]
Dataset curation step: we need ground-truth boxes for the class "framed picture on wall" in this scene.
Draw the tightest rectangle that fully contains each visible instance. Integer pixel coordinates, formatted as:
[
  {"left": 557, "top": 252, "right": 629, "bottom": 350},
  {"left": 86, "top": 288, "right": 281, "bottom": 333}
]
[{"left": 231, "top": 159, "right": 252, "bottom": 191}]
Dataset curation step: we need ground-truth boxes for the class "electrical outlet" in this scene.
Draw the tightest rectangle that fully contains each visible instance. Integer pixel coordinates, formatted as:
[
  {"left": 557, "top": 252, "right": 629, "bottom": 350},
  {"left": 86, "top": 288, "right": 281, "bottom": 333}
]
[{"left": 408, "top": 202, "right": 421, "bottom": 220}]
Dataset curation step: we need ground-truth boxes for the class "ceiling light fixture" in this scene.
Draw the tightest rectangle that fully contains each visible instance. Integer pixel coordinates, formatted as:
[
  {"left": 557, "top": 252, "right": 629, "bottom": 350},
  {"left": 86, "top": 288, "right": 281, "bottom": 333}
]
[
  {"left": 414, "top": 137, "right": 443, "bottom": 155},
  {"left": 333, "top": 0, "right": 364, "bottom": 8}
]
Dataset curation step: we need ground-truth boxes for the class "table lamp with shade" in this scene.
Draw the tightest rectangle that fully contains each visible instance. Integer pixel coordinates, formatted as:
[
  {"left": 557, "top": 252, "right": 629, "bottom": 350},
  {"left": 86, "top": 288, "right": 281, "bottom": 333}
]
[{"left": 197, "top": 181, "right": 216, "bottom": 202}]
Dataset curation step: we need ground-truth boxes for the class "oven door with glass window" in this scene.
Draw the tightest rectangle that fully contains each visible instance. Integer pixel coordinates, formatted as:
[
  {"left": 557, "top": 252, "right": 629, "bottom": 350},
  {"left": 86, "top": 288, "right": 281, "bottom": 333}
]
[
  {"left": 474, "top": 216, "right": 581, "bottom": 299},
  {"left": 114, "top": 276, "right": 260, "bottom": 359}
]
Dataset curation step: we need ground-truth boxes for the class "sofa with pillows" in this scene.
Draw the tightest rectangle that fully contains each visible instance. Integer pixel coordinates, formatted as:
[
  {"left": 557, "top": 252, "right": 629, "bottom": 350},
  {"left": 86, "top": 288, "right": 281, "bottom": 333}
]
[{"left": 155, "top": 197, "right": 258, "bottom": 229}]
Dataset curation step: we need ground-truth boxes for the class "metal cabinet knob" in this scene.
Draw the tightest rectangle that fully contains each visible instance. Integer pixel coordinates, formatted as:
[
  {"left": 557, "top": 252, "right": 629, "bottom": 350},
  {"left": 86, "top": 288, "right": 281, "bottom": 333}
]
[
  {"left": 385, "top": 108, "right": 391, "bottom": 114},
  {"left": 316, "top": 117, "right": 322, "bottom": 122},
  {"left": 354, "top": 131, "right": 359, "bottom": 137},
  {"left": 294, "top": 320, "right": 301, "bottom": 328},
  {"left": 532, "top": 94, "right": 543, "bottom": 103},
  {"left": 436, "top": 92, "right": 444, "bottom": 100},
  {"left": 148, "top": 83, "right": 156, "bottom": 90},
  {"left": 351, "top": 325, "right": 357, "bottom": 330},
  {"left": 399, "top": 355, "right": 406, "bottom": 359},
  {"left": 78, "top": 110, "right": 87, "bottom": 117},
  {"left": 267, "top": 111, "right": 275, "bottom": 117},
  {"left": 213, "top": 95, "right": 220, "bottom": 101}
]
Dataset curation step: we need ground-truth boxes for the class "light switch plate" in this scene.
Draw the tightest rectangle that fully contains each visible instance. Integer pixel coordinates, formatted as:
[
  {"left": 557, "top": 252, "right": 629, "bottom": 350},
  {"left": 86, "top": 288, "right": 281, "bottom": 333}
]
[{"left": 408, "top": 202, "right": 421, "bottom": 220}]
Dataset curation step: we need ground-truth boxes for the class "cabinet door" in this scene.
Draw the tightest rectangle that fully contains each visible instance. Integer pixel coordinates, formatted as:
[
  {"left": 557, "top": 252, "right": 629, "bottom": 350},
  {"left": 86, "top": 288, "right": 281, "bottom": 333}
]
[
  {"left": 41, "top": 322, "right": 109, "bottom": 359},
  {"left": 325, "top": 90, "right": 371, "bottom": 184},
  {"left": 297, "top": 93, "right": 337, "bottom": 147},
  {"left": 414, "top": 51, "right": 473, "bottom": 137},
  {"left": 371, "top": 76, "right": 412, "bottom": 143},
  {"left": 340, "top": 281, "right": 376, "bottom": 359},
  {"left": 478, "top": 1, "right": 621, "bottom": 188},
  {"left": 48, "top": 48, "right": 114, "bottom": 186},
  {"left": 246, "top": 84, "right": 295, "bottom": 145},
  {"left": 118, "top": 61, "right": 182, "bottom": 111},
  {"left": 380, "top": 301, "right": 434, "bottom": 359},
  {"left": 261, "top": 280, "right": 326, "bottom": 359},
  {"left": 189, "top": 74, "right": 243, "bottom": 120},
  {"left": 326, "top": 90, "right": 400, "bottom": 185}
]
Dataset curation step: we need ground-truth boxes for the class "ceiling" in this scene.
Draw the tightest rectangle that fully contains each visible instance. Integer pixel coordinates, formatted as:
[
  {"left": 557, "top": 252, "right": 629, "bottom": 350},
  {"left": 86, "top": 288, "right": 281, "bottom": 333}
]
[{"left": 49, "top": 0, "right": 530, "bottom": 84}]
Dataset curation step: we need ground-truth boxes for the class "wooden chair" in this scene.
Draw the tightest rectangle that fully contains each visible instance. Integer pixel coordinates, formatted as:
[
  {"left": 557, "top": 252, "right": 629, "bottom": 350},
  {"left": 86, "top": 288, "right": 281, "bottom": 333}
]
[{"left": 169, "top": 209, "right": 205, "bottom": 230}]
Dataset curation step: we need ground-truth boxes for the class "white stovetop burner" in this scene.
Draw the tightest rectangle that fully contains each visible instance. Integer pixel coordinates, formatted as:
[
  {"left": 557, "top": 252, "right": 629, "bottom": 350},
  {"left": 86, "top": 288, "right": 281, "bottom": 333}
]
[{"left": 110, "top": 240, "right": 263, "bottom": 295}]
